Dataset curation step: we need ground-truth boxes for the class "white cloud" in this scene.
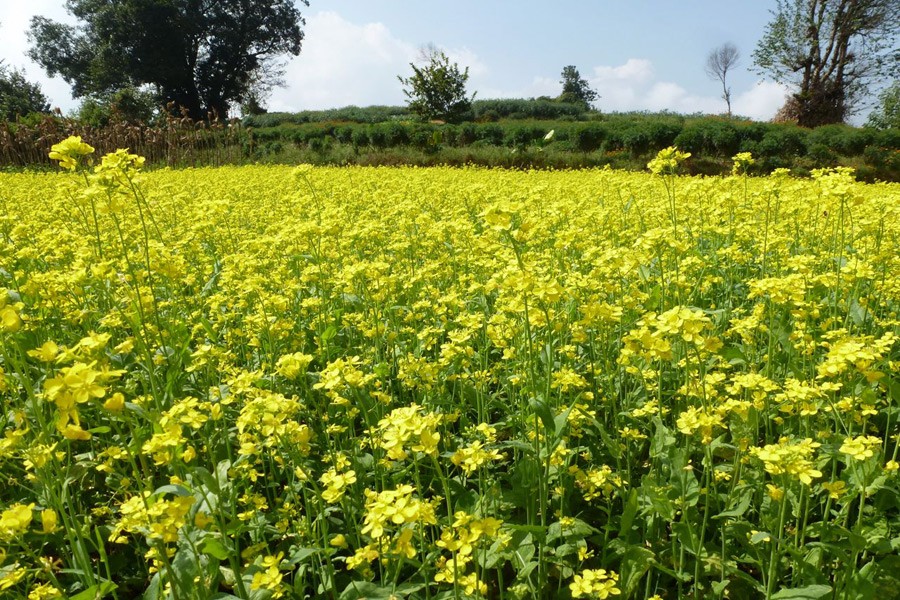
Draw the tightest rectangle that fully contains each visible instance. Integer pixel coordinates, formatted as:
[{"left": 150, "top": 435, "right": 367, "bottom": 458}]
[
  {"left": 524, "top": 59, "right": 789, "bottom": 120},
  {"left": 481, "top": 58, "right": 787, "bottom": 121},
  {"left": 592, "top": 58, "right": 655, "bottom": 84},
  {"left": 732, "top": 81, "right": 791, "bottom": 121},
  {"left": 0, "top": 1, "right": 78, "bottom": 112},
  {"left": 269, "top": 11, "right": 415, "bottom": 110},
  {"left": 270, "top": 12, "right": 488, "bottom": 112},
  {"left": 450, "top": 48, "right": 489, "bottom": 78}
]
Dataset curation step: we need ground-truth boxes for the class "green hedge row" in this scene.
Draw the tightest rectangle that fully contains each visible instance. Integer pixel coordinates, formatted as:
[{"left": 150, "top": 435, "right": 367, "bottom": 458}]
[
  {"left": 242, "top": 99, "right": 591, "bottom": 127},
  {"left": 248, "top": 116, "right": 899, "bottom": 173}
]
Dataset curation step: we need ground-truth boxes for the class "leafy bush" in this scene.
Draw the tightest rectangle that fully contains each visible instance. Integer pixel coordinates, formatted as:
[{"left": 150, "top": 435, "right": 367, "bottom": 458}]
[
  {"left": 472, "top": 98, "right": 588, "bottom": 121},
  {"left": 504, "top": 125, "right": 547, "bottom": 148},
  {"left": 674, "top": 119, "right": 740, "bottom": 156},
  {"left": 243, "top": 105, "right": 412, "bottom": 127},
  {"left": 757, "top": 126, "right": 808, "bottom": 158},
  {"left": 571, "top": 123, "right": 606, "bottom": 152},
  {"left": 807, "top": 124, "right": 874, "bottom": 156},
  {"left": 477, "top": 124, "right": 505, "bottom": 145}
]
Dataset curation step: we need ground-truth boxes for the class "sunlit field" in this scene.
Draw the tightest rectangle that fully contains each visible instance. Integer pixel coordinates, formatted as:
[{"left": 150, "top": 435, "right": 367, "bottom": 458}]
[{"left": 1, "top": 141, "right": 898, "bottom": 599}]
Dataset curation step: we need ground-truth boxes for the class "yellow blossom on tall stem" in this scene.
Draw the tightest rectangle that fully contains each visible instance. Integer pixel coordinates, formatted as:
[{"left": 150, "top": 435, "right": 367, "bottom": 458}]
[
  {"left": 647, "top": 146, "right": 691, "bottom": 175},
  {"left": 49, "top": 136, "right": 95, "bottom": 170}
]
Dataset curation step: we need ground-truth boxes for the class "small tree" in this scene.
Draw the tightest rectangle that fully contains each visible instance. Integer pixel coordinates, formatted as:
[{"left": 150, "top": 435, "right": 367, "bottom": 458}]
[
  {"left": 866, "top": 82, "right": 900, "bottom": 130},
  {"left": 398, "top": 47, "right": 474, "bottom": 123},
  {"left": 705, "top": 43, "right": 740, "bottom": 116},
  {"left": 0, "top": 64, "right": 50, "bottom": 121},
  {"left": 558, "top": 65, "right": 598, "bottom": 109}
]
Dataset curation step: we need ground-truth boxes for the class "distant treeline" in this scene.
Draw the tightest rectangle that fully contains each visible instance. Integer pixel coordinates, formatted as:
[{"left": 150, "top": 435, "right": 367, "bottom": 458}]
[
  {"left": 2, "top": 99, "right": 898, "bottom": 180},
  {"left": 246, "top": 110, "right": 899, "bottom": 180},
  {"left": 242, "top": 99, "right": 589, "bottom": 127}
]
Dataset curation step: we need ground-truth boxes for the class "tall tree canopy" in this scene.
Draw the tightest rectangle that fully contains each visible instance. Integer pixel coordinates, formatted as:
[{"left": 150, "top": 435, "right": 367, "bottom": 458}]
[
  {"left": 558, "top": 66, "right": 598, "bottom": 109},
  {"left": 752, "top": 0, "right": 899, "bottom": 127},
  {"left": 28, "top": 0, "right": 308, "bottom": 120}
]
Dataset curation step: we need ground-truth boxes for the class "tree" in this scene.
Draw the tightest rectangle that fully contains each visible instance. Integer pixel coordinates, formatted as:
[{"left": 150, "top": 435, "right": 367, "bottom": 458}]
[
  {"left": 28, "top": 0, "right": 308, "bottom": 121},
  {"left": 865, "top": 82, "right": 900, "bottom": 129},
  {"left": 558, "top": 66, "right": 598, "bottom": 109},
  {"left": 705, "top": 43, "right": 740, "bottom": 117},
  {"left": 752, "top": 0, "right": 899, "bottom": 127},
  {"left": 76, "top": 86, "right": 159, "bottom": 127},
  {"left": 0, "top": 64, "right": 50, "bottom": 121},
  {"left": 398, "top": 46, "right": 474, "bottom": 123}
]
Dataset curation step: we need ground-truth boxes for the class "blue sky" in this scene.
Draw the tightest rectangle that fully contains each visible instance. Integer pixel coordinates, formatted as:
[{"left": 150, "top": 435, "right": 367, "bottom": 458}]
[{"left": 0, "top": 1, "right": 812, "bottom": 120}]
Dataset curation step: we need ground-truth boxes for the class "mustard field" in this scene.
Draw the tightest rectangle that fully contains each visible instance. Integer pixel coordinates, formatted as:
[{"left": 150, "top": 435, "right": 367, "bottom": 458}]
[{"left": 1, "top": 140, "right": 899, "bottom": 599}]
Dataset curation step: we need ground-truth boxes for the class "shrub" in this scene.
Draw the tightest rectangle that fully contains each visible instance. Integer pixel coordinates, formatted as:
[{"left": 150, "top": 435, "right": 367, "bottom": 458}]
[
  {"left": 472, "top": 98, "right": 587, "bottom": 120},
  {"left": 504, "top": 125, "right": 546, "bottom": 148},
  {"left": 807, "top": 124, "right": 874, "bottom": 156},
  {"left": 571, "top": 123, "right": 606, "bottom": 152},
  {"left": 757, "top": 126, "right": 808, "bottom": 158},
  {"left": 351, "top": 127, "right": 369, "bottom": 148},
  {"left": 477, "top": 124, "right": 505, "bottom": 146},
  {"left": 674, "top": 119, "right": 740, "bottom": 156}
]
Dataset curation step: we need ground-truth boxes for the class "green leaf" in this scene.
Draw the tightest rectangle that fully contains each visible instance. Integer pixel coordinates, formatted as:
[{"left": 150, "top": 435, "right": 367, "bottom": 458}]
[
  {"left": 547, "top": 518, "right": 597, "bottom": 542},
  {"left": 529, "top": 396, "right": 555, "bottom": 436},
  {"left": 719, "top": 345, "right": 747, "bottom": 366},
  {"left": 201, "top": 537, "right": 230, "bottom": 560},
  {"left": 750, "top": 531, "right": 773, "bottom": 544},
  {"left": 339, "top": 581, "right": 395, "bottom": 600},
  {"left": 152, "top": 484, "right": 192, "bottom": 497},
  {"left": 619, "top": 545, "right": 655, "bottom": 596},
  {"left": 618, "top": 488, "right": 639, "bottom": 540},
  {"left": 712, "top": 580, "right": 729, "bottom": 595},
  {"left": 140, "top": 573, "right": 161, "bottom": 600},
  {"left": 770, "top": 584, "right": 833, "bottom": 599},
  {"left": 170, "top": 546, "right": 200, "bottom": 592},
  {"left": 715, "top": 487, "right": 752, "bottom": 519},
  {"left": 650, "top": 418, "right": 676, "bottom": 459},
  {"left": 288, "top": 547, "right": 322, "bottom": 564},
  {"left": 70, "top": 582, "right": 117, "bottom": 600}
]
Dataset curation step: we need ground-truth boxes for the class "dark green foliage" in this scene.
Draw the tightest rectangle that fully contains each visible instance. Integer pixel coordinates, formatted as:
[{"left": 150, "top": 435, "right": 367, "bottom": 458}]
[
  {"left": 238, "top": 112, "right": 897, "bottom": 179},
  {"left": 504, "top": 125, "right": 547, "bottom": 148},
  {"left": 472, "top": 98, "right": 588, "bottom": 121},
  {"left": 807, "top": 124, "right": 874, "bottom": 156},
  {"left": 476, "top": 124, "right": 505, "bottom": 146},
  {"left": 866, "top": 83, "right": 900, "bottom": 130},
  {"left": 571, "top": 123, "right": 606, "bottom": 152},
  {"left": 0, "top": 66, "right": 50, "bottom": 121},
  {"left": 398, "top": 49, "right": 474, "bottom": 123},
  {"left": 4, "top": 107, "right": 898, "bottom": 180},
  {"left": 863, "top": 142, "right": 900, "bottom": 172},
  {"left": 674, "top": 119, "right": 741, "bottom": 156},
  {"left": 243, "top": 106, "right": 413, "bottom": 127},
  {"left": 28, "top": 0, "right": 308, "bottom": 120},
  {"left": 558, "top": 65, "right": 598, "bottom": 109},
  {"left": 242, "top": 99, "right": 595, "bottom": 128},
  {"left": 350, "top": 127, "right": 369, "bottom": 148},
  {"left": 756, "top": 126, "right": 808, "bottom": 158},
  {"left": 75, "top": 87, "right": 159, "bottom": 127}
]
